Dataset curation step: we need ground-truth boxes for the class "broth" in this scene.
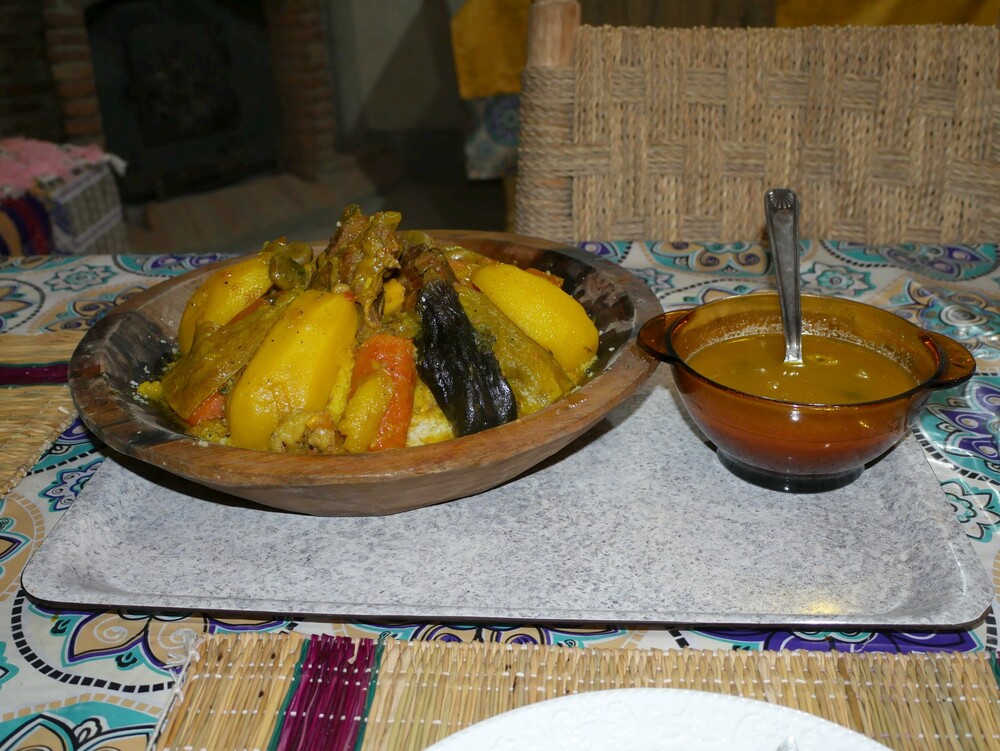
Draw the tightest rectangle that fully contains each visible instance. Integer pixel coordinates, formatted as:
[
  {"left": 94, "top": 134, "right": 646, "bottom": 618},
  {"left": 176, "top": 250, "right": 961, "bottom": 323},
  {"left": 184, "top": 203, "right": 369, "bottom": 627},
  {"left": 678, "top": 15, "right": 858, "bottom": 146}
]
[{"left": 686, "top": 333, "right": 919, "bottom": 404}]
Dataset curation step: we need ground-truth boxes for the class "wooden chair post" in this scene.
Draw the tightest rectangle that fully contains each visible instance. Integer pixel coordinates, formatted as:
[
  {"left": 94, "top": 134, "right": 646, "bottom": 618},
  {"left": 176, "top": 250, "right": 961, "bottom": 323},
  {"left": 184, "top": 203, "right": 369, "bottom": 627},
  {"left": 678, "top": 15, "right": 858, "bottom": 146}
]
[
  {"left": 526, "top": 0, "right": 580, "bottom": 68},
  {"left": 515, "top": 1, "right": 581, "bottom": 241}
]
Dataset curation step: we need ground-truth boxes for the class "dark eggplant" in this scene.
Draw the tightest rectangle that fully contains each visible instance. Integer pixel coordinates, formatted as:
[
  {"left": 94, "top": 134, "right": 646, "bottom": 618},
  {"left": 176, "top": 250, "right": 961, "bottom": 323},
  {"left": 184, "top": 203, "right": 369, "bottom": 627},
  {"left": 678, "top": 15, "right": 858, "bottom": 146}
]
[{"left": 415, "top": 279, "right": 518, "bottom": 436}]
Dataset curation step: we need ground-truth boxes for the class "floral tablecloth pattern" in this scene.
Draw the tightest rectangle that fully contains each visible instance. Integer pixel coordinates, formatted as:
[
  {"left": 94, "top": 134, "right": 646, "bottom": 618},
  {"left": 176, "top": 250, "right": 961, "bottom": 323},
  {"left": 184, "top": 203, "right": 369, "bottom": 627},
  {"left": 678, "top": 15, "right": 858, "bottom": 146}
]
[{"left": 0, "top": 241, "right": 997, "bottom": 749}]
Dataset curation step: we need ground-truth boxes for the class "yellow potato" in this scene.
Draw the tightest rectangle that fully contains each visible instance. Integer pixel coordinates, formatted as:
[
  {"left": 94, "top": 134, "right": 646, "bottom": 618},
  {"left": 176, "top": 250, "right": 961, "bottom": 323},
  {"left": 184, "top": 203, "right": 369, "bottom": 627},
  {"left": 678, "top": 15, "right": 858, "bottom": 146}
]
[
  {"left": 471, "top": 262, "right": 599, "bottom": 378},
  {"left": 226, "top": 290, "right": 357, "bottom": 451},
  {"left": 381, "top": 278, "right": 406, "bottom": 318},
  {"left": 339, "top": 370, "right": 393, "bottom": 453},
  {"left": 177, "top": 252, "right": 273, "bottom": 354}
]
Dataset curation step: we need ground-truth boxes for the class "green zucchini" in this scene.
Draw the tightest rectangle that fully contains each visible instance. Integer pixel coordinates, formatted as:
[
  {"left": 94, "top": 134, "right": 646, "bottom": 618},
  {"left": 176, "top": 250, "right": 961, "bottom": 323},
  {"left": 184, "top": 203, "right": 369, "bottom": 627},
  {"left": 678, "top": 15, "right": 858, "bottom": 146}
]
[{"left": 455, "top": 284, "right": 573, "bottom": 416}]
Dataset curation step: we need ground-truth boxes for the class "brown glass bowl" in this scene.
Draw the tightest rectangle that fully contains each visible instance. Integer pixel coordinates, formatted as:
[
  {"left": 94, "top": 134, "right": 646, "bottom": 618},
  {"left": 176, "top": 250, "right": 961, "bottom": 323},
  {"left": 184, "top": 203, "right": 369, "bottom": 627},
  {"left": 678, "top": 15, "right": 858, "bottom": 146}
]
[
  {"left": 69, "top": 231, "right": 661, "bottom": 516},
  {"left": 639, "top": 292, "right": 975, "bottom": 492}
]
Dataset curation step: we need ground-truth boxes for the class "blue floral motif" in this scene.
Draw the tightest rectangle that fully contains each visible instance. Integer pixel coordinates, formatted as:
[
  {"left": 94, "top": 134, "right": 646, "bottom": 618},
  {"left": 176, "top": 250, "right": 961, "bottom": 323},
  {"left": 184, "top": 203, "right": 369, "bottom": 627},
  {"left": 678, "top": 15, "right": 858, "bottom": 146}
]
[
  {"left": 648, "top": 241, "right": 769, "bottom": 276},
  {"left": 694, "top": 627, "right": 982, "bottom": 653},
  {"left": 45, "top": 264, "right": 115, "bottom": 293},
  {"left": 674, "top": 281, "right": 771, "bottom": 306},
  {"left": 44, "top": 286, "right": 148, "bottom": 331},
  {"left": 115, "top": 252, "right": 228, "bottom": 276},
  {"left": 881, "top": 244, "right": 999, "bottom": 281},
  {"left": 0, "top": 525, "right": 28, "bottom": 569},
  {"left": 29, "top": 420, "right": 97, "bottom": 474},
  {"left": 800, "top": 261, "right": 875, "bottom": 296},
  {"left": 920, "top": 376, "right": 1000, "bottom": 478},
  {"left": 0, "top": 279, "right": 41, "bottom": 331},
  {"left": 820, "top": 240, "right": 890, "bottom": 267},
  {"left": 11, "top": 589, "right": 289, "bottom": 693},
  {"left": 823, "top": 241, "right": 999, "bottom": 280},
  {"left": 464, "top": 94, "right": 520, "bottom": 178},
  {"left": 482, "top": 94, "right": 520, "bottom": 147},
  {"left": 31, "top": 605, "right": 288, "bottom": 674},
  {"left": 348, "top": 621, "right": 625, "bottom": 646},
  {"left": 898, "top": 244, "right": 995, "bottom": 280},
  {"left": 0, "top": 256, "right": 77, "bottom": 274},
  {"left": 628, "top": 267, "right": 675, "bottom": 299},
  {"left": 0, "top": 702, "right": 156, "bottom": 749},
  {"left": 890, "top": 280, "right": 1000, "bottom": 362},
  {"left": 40, "top": 458, "right": 104, "bottom": 512},
  {"left": 941, "top": 477, "right": 1000, "bottom": 543},
  {"left": 579, "top": 241, "right": 629, "bottom": 264},
  {"left": 0, "top": 640, "right": 17, "bottom": 687}
]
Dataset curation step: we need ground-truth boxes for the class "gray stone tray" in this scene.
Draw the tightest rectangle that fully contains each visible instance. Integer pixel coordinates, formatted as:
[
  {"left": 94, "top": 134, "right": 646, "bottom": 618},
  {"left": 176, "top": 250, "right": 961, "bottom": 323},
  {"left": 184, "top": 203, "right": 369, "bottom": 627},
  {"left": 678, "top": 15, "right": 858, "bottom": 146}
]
[{"left": 22, "top": 370, "right": 993, "bottom": 627}]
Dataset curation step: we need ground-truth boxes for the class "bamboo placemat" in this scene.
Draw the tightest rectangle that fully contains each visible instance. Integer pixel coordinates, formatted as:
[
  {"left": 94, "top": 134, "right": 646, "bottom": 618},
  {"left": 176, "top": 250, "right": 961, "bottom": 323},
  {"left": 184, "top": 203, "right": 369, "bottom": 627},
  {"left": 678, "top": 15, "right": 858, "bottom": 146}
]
[
  {"left": 154, "top": 633, "right": 1000, "bottom": 751},
  {"left": 0, "top": 332, "right": 84, "bottom": 496}
]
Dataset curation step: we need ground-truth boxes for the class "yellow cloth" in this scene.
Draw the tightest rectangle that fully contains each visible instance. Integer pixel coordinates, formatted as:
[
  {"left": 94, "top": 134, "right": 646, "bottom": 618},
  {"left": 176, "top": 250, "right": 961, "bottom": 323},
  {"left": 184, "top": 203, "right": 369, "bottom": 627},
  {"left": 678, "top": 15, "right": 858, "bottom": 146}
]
[
  {"left": 452, "top": 0, "right": 998, "bottom": 100},
  {"left": 777, "top": 0, "right": 998, "bottom": 26},
  {"left": 451, "top": 0, "right": 532, "bottom": 100},
  {"left": 0, "top": 210, "right": 22, "bottom": 255}
]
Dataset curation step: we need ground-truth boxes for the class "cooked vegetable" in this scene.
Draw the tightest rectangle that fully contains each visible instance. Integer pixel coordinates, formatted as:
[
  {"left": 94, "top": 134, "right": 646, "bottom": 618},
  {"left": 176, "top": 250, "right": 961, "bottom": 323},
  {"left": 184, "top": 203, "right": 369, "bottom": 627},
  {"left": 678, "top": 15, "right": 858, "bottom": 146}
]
[
  {"left": 471, "top": 262, "right": 599, "bottom": 379},
  {"left": 186, "top": 391, "right": 225, "bottom": 426},
  {"left": 382, "top": 278, "right": 406, "bottom": 318},
  {"left": 162, "top": 293, "right": 294, "bottom": 421},
  {"left": 415, "top": 279, "right": 517, "bottom": 436},
  {"left": 406, "top": 379, "right": 454, "bottom": 446},
  {"left": 267, "top": 239, "right": 316, "bottom": 290},
  {"left": 177, "top": 251, "right": 274, "bottom": 354},
  {"left": 340, "top": 370, "right": 394, "bottom": 453},
  {"left": 398, "top": 231, "right": 494, "bottom": 285},
  {"left": 144, "top": 204, "right": 602, "bottom": 455},
  {"left": 226, "top": 290, "right": 358, "bottom": 450},
  {"left": 455, "top": 284, "right": 573, "bottom": 416},
  {"left": 350, "top": 333, "right": 417, "bottom": 450},
  {"left": 398, "top": 242, "right": 456, "bottom": 296},
  {"left": 270, "top": 403, "right": 341, "bottom": 453}
]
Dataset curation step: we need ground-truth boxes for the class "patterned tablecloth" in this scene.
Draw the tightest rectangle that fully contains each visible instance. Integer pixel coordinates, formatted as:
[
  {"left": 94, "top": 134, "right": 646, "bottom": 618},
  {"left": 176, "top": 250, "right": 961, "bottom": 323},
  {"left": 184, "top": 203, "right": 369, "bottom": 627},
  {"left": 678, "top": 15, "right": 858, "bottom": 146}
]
[{"left": 0, "top": 240, "right": 997, "bottom": 748}]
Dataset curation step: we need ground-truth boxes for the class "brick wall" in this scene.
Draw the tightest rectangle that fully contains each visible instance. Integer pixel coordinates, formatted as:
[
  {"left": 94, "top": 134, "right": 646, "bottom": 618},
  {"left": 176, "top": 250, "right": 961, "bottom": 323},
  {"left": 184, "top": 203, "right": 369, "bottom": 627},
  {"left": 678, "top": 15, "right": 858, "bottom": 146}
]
[
  {"left": 41, "top": 0, "right": 103, "bottom": 146},
  {"left": 0, "top": 1, "right": 65, "bottom": 143},
  {"left": 1, "top": 0, "right": 341, "bottom": 181},
  {"left": 265, "top": 0, "right": 341, "bottom": 181}
]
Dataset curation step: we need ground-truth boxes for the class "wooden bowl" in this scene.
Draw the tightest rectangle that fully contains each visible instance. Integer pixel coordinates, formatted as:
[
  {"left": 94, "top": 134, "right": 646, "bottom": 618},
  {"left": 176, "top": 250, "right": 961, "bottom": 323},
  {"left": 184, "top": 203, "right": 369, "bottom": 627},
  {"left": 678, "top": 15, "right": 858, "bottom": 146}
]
[{"left": 70, "top": 231, "right": 662, "bottom": 515}]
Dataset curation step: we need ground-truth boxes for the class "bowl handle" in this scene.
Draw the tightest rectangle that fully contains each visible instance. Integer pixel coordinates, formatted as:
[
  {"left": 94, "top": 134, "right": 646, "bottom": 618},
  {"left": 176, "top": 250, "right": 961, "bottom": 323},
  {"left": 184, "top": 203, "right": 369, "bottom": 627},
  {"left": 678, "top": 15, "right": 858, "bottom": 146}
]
[
  {"left": 638, "top": 309, "right": 690, "bottom": 362},
  {"left": 925, "top": 332, "right": 976, "bottom": 389}
]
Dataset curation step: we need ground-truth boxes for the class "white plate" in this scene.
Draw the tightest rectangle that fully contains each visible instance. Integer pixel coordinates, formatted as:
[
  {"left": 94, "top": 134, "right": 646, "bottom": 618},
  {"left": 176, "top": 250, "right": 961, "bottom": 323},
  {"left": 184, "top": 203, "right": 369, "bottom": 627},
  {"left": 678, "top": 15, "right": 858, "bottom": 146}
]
[{"left": 426, "top": 688, "right": 889, "bottom": 751}]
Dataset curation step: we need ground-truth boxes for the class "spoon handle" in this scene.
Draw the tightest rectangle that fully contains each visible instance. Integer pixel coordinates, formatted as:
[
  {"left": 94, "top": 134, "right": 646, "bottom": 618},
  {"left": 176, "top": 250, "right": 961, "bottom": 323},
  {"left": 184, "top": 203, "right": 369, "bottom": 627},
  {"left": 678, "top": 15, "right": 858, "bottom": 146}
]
[{"left": 765, "top": 188, "right": 803, "bottom": 364}]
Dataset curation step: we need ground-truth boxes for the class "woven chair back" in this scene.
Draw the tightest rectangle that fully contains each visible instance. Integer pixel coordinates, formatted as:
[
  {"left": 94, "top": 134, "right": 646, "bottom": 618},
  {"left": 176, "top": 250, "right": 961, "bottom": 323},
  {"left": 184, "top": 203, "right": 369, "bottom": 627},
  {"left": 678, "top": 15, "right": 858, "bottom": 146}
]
[{"left": 515, "top": 17, "right": 1000, "bottom": 243}]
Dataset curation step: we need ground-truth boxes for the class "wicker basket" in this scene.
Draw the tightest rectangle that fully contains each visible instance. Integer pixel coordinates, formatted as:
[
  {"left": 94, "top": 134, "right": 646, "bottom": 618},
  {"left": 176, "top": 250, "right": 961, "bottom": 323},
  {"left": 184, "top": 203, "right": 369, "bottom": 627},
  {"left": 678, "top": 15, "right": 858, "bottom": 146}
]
[{"left": 43, "top": 163, "right": 130, "bottom": 255}]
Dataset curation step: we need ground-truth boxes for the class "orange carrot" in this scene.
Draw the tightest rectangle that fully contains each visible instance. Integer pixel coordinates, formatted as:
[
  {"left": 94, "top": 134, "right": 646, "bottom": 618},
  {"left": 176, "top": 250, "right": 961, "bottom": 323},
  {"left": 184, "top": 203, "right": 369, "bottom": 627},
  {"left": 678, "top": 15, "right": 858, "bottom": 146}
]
[
  {"left": 186, "top": 391, "right": 225, "bottom": 426},
  {"left": 350, "top": 333, "right": 416, "bottom": 450},
  {"left": 229, "top": 296, "right": 266, "bottom": 324}
]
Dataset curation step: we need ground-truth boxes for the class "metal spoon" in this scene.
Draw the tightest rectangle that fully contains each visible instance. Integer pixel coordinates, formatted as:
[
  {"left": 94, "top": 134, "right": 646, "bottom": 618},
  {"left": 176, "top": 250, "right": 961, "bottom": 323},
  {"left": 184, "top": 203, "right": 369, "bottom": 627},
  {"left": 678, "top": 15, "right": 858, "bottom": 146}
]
[{"left": 765, "top": 188, "right": 803, "bottom": 364}]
